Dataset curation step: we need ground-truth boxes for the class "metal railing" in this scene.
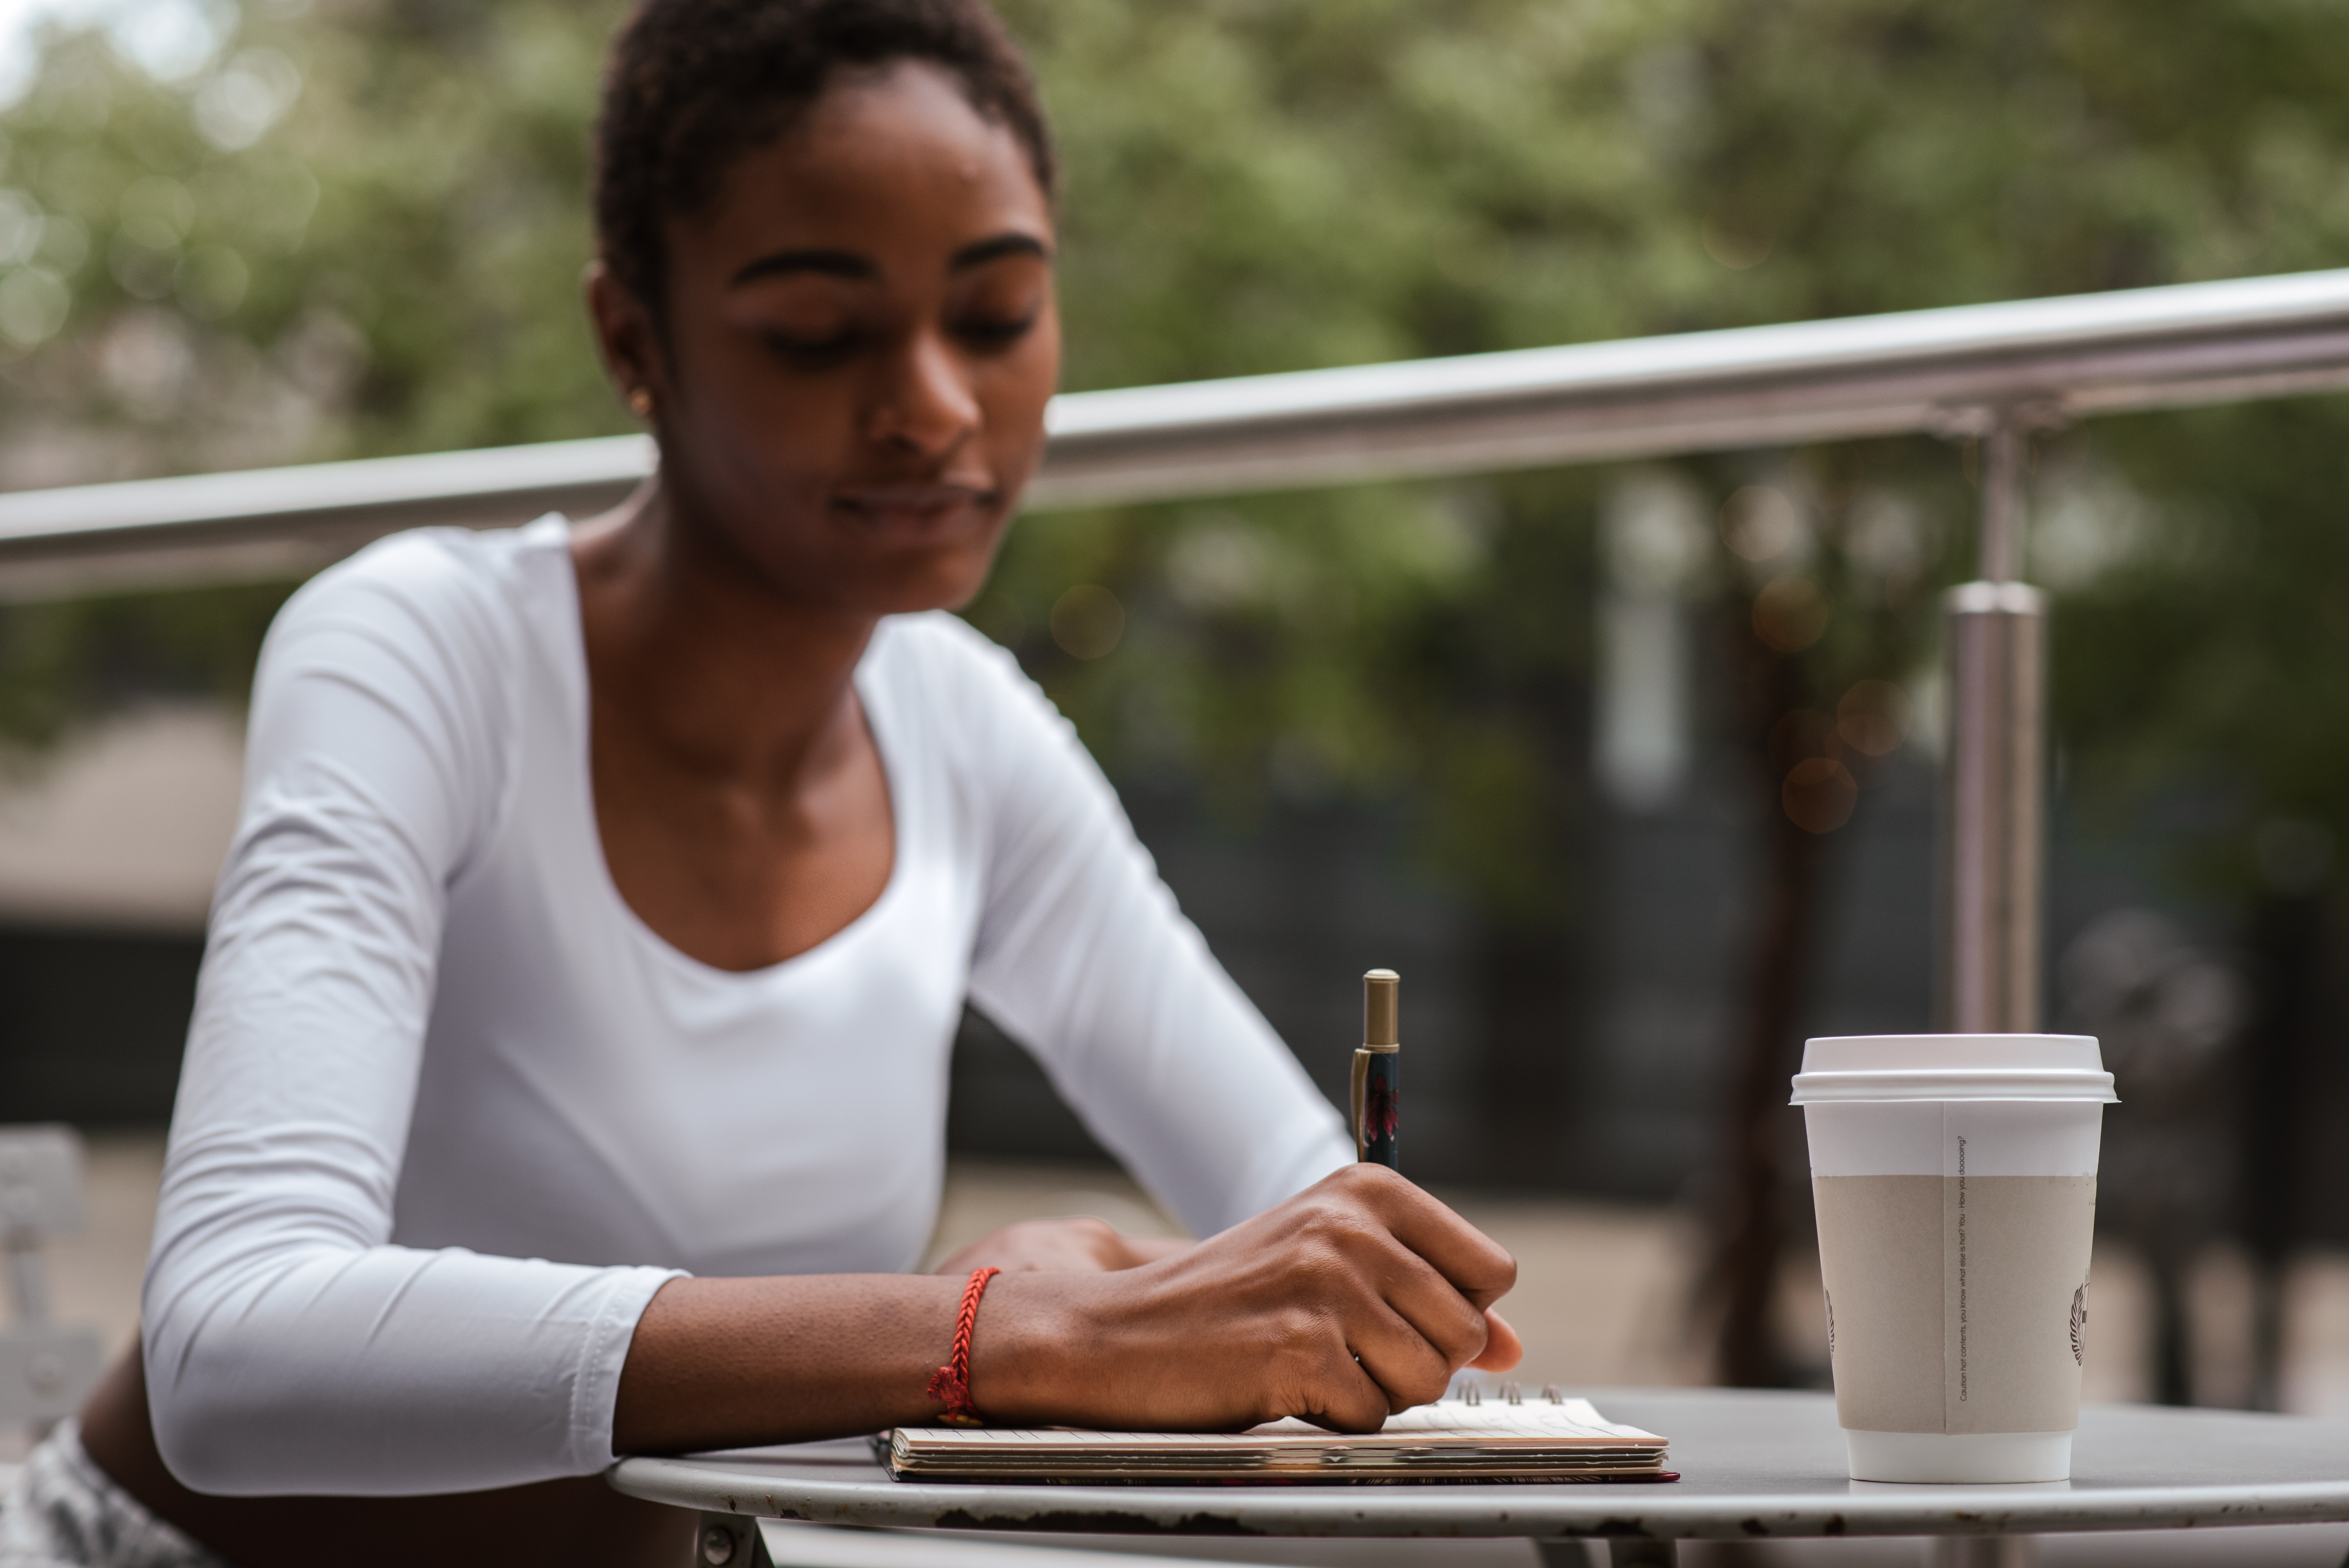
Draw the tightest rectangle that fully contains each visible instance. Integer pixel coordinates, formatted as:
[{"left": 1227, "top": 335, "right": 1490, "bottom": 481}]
[{"left": 6, "top": 267, "right": 2349, "bottom": 1024}]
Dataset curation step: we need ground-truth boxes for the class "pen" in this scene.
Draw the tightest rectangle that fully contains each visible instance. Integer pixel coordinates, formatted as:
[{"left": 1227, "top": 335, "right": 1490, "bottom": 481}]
[{"left": 1352, "top": 968, "right": 1400, "bottom": 1170}]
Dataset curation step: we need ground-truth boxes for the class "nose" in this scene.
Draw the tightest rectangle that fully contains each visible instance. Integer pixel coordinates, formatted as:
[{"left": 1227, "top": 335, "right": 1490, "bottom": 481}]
[{"left": 864, "top": 329, "right": 980, "bottom": 461}]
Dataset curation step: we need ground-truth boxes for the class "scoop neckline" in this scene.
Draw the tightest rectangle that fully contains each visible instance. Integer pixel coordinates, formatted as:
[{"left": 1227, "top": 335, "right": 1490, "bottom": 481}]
[{"left": 538, "top": 520, "right": 911, "bottom": 985}]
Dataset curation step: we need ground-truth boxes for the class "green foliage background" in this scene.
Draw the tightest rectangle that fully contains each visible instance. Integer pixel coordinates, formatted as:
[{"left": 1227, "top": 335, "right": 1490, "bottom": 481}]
[{"left": 2, "top": 0, "right": 2347, "bottom": 921}]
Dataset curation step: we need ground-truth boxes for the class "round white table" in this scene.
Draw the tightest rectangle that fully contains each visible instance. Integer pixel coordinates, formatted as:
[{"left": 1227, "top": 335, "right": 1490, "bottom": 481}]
[{"left": 608, "top": 1389, "right": 2349, "bottom": 1567}]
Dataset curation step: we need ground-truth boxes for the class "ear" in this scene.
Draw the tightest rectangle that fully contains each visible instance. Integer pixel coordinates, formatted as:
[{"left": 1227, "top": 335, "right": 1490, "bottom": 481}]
[{"left": 584, "top": 260, "right": 667, "bottom": 410}]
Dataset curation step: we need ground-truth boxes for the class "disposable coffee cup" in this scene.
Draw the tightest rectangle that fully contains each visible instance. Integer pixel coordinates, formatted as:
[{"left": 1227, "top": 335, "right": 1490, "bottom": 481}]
[{"left": 1791, "top": 1034, "right": 2116, "bottom": 1484}]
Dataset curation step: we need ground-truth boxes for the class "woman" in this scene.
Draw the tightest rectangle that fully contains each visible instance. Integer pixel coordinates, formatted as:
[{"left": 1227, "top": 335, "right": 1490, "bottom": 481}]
[{"left": 3, "top": 2, "right": 1520, "bottom": 1564}]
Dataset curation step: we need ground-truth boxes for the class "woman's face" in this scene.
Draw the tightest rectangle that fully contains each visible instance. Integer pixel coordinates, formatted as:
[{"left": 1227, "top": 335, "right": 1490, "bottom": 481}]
[{"left": 595, "top": 61, "right": 1060, "bottom": 615}]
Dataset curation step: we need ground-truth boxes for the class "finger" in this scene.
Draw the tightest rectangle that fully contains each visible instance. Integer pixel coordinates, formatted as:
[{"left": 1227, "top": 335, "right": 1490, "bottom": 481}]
[
  {"left": 1328, "top": 1167, "right": 1518, "bottom": 1306},
  {"left": 1290, "top": 1339, "right": 1401, "bottom": 1435},
  {"left": 1467, "top": 1308, "right": 1522, "bottom": 1372},
  {"left": 1343, "top": 1290, "right": 1461, "bottom": 1414},
  {"left": 1362, "top": 1237, "right": 1494, "bottom": 1373}
]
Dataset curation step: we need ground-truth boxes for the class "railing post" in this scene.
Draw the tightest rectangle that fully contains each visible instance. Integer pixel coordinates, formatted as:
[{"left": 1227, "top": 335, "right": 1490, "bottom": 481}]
[{"left": 1937, "top": 412, "right": 2050, "bottom": 1033}]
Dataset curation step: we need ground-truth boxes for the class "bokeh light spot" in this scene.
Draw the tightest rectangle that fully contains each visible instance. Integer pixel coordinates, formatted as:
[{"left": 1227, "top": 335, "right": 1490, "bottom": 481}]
[
  {"left": 0, "top": 264, "right": 69, "bottom": 345},
  {"left": 1700, "top": 213, "right": 1773, "bottom": 270},
  {"left": 0, "top": 189, "right": 43, "bottom": 267},
  {"left": 1721, "top": 485, "right": 1803, "bottom": 561},
  {"left": 1783, "top": 757, "right": 1857, "bottom": 834},
  {"left": 1837, "top": 680, "right": 1913, "bottom": 757},
  {"left": 196, "top": 48, "right": 305, "bottom": 151},
  {"left": 1050, "top": 584, "right": 1124, "bottom": 659}
]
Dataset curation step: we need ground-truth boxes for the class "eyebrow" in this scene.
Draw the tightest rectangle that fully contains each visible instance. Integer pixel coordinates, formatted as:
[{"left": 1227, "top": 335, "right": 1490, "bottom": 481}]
[
  {"left": 951, "top": 232, "right": 1051, "bottom": 269},
  {"left": 729, "top": 232, "right": 1051, "bottom": 288},
  {"left": 731, "top": 249, "right": 875, "bottom": 286}
]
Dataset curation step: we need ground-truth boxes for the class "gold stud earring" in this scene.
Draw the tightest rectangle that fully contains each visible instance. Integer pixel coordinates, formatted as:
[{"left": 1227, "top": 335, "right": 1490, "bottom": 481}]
[{"left": 627, "top": 387, "right": 654, "bottom": 419}]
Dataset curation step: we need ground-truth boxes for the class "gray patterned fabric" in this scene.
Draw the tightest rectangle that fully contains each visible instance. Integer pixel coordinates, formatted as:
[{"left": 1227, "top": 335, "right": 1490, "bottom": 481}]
[{"left": 0, "top": 1422, "right": 231, "bottom": 1568}]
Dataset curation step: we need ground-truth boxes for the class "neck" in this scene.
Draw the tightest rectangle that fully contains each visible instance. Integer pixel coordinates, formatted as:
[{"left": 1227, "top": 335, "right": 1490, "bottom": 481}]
[{"left": 573, "top": 480, "right": 880, "bottom": 782}]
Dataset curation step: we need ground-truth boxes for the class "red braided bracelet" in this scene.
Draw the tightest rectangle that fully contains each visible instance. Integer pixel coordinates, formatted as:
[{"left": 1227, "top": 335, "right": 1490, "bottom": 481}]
[{"left": 925, "top": 1265, "right": 1000, "bottom": 1425}]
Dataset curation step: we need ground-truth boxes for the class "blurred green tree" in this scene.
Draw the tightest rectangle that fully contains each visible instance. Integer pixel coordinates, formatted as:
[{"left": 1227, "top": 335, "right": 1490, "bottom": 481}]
[{"left": 9, "top": 0, "right": 2344, "bottom": 853}]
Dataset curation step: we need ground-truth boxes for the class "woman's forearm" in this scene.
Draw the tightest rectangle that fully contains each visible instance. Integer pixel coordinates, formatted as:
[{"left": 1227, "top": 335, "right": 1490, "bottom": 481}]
[
  {"left": 611, "top": 1272, "right": 971, "bottom": 1453},
  {"left": 611, "top": 1165, "right": 1522, "bottom": 1454}
]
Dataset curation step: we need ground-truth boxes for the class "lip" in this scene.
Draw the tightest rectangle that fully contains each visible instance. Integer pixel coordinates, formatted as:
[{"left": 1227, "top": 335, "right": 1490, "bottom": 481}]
[{"left": 830, "top": 482, "right": 998, "bottom": 536}]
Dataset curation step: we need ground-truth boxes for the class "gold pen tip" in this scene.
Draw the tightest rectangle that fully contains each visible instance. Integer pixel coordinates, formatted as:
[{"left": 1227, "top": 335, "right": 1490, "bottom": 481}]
[{"left": 1362, "top": 969, "right": 1400, "bottom": 1046}]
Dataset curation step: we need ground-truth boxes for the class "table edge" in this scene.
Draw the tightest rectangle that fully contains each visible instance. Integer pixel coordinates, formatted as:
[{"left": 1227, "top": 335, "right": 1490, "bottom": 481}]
[{"left": 604, "top": 1458, "right": 2349, "bottom": 1542}]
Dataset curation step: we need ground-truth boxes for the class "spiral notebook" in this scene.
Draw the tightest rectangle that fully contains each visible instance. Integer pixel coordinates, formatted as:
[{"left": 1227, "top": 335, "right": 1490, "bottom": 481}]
[{"left": 883, "top": 1391, "right": 1673, "bottom": 1484}]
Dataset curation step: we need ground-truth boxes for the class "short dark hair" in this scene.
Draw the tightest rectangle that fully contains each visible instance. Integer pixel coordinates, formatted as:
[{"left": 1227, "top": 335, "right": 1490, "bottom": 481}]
[{"left": 593, "top": 0, "right": 1056, "bottom": 320}]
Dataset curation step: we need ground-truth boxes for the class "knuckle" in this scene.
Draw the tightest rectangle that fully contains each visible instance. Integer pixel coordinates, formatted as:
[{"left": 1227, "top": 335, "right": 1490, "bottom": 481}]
[
  {"left": 1299, "top": 1191, "right": 1355, "bottom": 1226},
  {"left": 1272, "top": 1305, "right": 1336, "bottom": 1358},
  {"left": 1298, "top": 1201, "right": 1382, "bottom": 1251}
]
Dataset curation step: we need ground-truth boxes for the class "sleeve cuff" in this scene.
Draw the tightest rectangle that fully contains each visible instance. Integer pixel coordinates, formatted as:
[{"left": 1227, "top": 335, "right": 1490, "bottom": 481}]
[{"left": 569, "top": 1265, "right": 690, "bottom": 1470}]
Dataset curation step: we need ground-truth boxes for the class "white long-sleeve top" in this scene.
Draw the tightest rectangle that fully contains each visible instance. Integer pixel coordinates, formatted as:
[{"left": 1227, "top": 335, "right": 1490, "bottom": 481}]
[{"left": 143, "top": 517, "right": 1351, "bottom": 1497}]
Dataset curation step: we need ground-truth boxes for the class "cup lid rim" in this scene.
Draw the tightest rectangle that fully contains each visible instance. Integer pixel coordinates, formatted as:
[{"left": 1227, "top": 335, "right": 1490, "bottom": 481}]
[
  {"left": 1790, "top": 1067, "right": 2119, "bottom": 1105},
  {"left": 1799, "top": 1033, "right": 2106, "bottom": 1076}
]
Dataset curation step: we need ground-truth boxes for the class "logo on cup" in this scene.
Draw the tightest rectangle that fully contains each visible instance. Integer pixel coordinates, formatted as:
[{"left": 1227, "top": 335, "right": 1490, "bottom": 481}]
[
  {"left": 1824, "top": 1290, "right": 1835, "bottom": 1356},
  {"left": 2071, "top": 1282, "right": 2089, "bottom": 1367}
]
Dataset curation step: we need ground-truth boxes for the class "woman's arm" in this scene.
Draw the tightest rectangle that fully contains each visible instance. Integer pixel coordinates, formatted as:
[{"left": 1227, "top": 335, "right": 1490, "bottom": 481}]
[
  {"left": 613, "top": 1163, "right": 1516, "bottom": 1452},
  {"left": 935, "top": 618, "right": 1360, "bottom": 1235},
  {"left": 143, "top": 536, "right": 683, "bottom": 1497}
]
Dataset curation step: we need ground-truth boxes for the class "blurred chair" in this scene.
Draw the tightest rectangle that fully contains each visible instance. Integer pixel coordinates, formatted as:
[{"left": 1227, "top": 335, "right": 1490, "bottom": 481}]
[{"left": 0, "top": 1126, "right": 105, "bottom": 1445}]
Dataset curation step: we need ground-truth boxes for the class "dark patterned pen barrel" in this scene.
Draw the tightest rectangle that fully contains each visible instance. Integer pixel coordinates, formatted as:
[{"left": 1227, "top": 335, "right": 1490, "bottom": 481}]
[{"left": 1351, "top": 968, "right": 1400, "bottom": 1170}]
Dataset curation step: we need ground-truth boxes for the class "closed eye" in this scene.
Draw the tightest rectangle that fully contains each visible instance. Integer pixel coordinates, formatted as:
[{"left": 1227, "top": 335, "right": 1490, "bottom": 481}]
[
  {"left": 955, "top": 310, "right": 1040, "bottom": 349},
  {"left": 763, "top": 328, "right": 864, "bottom": 366}
]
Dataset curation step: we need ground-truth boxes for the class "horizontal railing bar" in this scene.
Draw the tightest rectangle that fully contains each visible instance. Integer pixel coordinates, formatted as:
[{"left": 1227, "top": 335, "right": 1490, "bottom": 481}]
[
  {"left": 4, "top": 268, "right": 2348, "bottom": 598},
  {"left": 1025, "top": 270, "right": 2349, "bottom": 505},
  {"left": 0, "top": 435, "right": 653, "bottom": 552}
]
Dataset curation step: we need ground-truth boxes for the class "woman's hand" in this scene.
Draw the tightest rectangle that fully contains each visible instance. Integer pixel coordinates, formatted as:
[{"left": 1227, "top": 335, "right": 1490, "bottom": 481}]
[
  {"left": 971, "top": 1164, "right": 1519, "bottom": 1435},
  {"left": 934, "top": 1216, "right": 1189, "bottom": 1276},
  {"left": 613, "top": 1166, "right": 1517, "bottom": 1454}
]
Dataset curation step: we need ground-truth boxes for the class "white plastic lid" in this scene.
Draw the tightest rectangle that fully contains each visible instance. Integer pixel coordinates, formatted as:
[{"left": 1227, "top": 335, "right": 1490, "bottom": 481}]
[{"left": 1789, "top": 1033, "right": 2117, "bottom": 1104}]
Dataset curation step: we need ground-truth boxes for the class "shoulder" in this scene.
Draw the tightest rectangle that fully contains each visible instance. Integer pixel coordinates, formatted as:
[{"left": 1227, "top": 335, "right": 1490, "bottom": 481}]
[
  {"left": 865, "top": 611, "right": 1096, "bottom": 791},
  {"left": 865, "top": 611, "right": 1059, "bottom": 734},
  {"left": 261, "top": 521, "right": 557, "bottom": 686},
  {"left": 249, "top": 522, "right": 568, "bottom": 782},
  {"left": 864, "top": 611, "right": 1117, "bottom": 830},
  {"left": 237, "top": 525, "right": 569, "bottom": 861}
]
